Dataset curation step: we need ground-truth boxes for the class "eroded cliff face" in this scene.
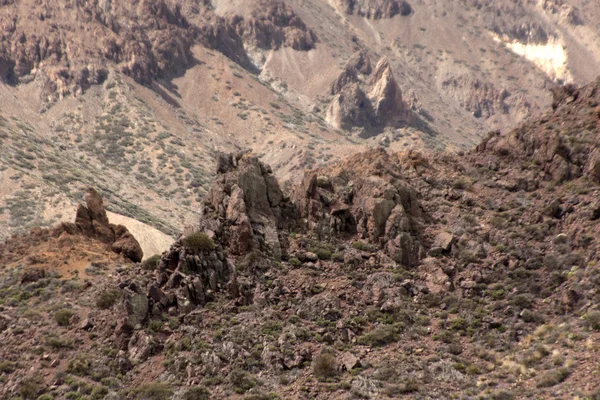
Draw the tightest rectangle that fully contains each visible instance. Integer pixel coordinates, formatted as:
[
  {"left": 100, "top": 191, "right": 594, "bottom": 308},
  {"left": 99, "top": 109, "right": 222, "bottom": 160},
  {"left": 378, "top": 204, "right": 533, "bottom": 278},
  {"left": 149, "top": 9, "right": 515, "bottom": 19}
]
[{"left": 0, "top": 0, "right": 317, "bottom": 101}]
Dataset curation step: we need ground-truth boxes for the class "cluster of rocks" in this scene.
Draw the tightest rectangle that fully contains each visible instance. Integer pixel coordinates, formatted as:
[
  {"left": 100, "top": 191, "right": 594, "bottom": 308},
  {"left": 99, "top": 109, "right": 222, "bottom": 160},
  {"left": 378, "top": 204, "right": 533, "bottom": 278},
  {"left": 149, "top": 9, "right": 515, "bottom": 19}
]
[
  {"left": 326, "top": 53, "right": 412, "bottom": 137},
  {"left": 296, "top": 148, "right": 425, "bottom": 267},
  {"left": 441, "top": 75, "right": 511, "bottom": 119},
  {"left": 336, "top": 0, "right": 412, "bottom": 19},
  {"left": 201, "top": 152, "right": 298, "bottom": 259},
  {"left": 57, "top": 188, "right": 143, "bottom": 262}
]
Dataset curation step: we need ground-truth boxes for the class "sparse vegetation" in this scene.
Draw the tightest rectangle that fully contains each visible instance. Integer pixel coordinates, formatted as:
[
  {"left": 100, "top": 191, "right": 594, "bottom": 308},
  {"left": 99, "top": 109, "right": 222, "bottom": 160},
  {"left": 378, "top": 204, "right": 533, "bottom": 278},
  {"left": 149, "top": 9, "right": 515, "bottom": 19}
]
[{"left": 54, "top": 309, "right": 74, "bottom": 326}]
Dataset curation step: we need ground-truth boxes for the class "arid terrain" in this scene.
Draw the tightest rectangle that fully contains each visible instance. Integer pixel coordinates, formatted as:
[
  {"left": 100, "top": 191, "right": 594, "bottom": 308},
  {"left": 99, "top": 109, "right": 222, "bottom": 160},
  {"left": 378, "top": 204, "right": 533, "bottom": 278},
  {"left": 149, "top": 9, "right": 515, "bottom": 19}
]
[{"left": 1, "top": 0, "right": 600, "bottom": 399}]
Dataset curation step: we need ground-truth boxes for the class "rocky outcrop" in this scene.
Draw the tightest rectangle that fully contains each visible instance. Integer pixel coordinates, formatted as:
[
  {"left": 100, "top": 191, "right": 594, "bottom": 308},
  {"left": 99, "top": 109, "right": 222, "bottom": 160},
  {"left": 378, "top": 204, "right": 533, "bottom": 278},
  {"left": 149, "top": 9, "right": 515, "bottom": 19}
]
[
  {"left": 233, "top": 0, "right": 317, "bottom": 51},
  {"left": 347, "top": 50, "right": 373, "bottom": 75},
  {"left": 0, "top": 0, "right": 195, "bottom": 99},
  {"left": 296, "top": 148, "right": 424, "bottom": 268},
  {"left": 327, "top": 55, "right": 412, "bottom": 137},
  {"left": 337, "top": 0, "right": 412, "bottom": 19},
  {"left": 465, "top": 0, "right": 555, "bottom": 44},
  {"left": 541, "top": 0, "right": 582, "bottom": 25},
  {"left": 327, "top": 83, "right": 375, "bottom": 130},
  {"left": 477, "top": 78, "right": 600, "bottom": 184},
  {"left": 201, "top": 152, "right": 297, "bottom": 260},
  {"left": 63, "top": 188, "right": 143, "bottom": 262},
  {"left": 154, "top": 239, "right": 243, "bottom": 312}
]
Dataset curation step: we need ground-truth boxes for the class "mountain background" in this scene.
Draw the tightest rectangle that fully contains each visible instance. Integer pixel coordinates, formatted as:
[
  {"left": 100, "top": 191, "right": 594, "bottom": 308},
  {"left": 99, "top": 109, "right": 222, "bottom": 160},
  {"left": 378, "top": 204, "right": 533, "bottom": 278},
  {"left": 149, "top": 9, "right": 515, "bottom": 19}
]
[{"left": 1, "top": 0, "right": 600, "bottom": 248}]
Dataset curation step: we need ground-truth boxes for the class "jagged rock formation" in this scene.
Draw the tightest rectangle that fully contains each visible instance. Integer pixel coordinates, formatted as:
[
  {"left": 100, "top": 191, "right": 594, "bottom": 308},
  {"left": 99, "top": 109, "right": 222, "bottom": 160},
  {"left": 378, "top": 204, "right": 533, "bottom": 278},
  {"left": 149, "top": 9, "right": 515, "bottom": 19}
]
[
  {"left": 296, "top": 148, "right": 424, "bottom": 267},
  {"left": 327, "top": 54, "right": 412, "bottom": 137},
  {"left": 201, "top": 152, "right": 297, "bottom": 259},
  {"left": 336, "top": 0, "right": 412, "bottom": 19},
  {"left": 233, "top": 0, "right": 317, "bottom": 51},
  {"left": 442, "top": 76, "right": 510, "bottom": 119},
  {"left": 0, "top": 0, "right": 195, "bottom": 98}
]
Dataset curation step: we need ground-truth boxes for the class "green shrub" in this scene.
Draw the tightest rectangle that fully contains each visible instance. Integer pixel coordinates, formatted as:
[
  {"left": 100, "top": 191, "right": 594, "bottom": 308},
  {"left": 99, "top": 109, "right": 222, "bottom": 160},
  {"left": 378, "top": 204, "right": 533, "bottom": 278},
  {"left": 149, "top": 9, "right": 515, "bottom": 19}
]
[
  {"left": 183, "top": 232, "right": 215, "bottom": 252},
  {"left": 54, "top": 309, "right": 74, "bottom": 326},
  {"left": 289, "top": 257, "right": 301, "bottom": 267},
  {"left": 308, "top": 243, "right": 333, "bottom": 260},
  {"left": 90, "top": 386, "right": 109, "bottom": 400},
  {"left": 133, "top": 382, "right": 173, "bottom": 400},
  {"left": 312, "top": 353, "right": 338, "bottom": 381},
  {"left": 229, "top": 369, "right": 258, "bottom": 394},
  {"left": 96, "top": 289, "right": 120, "bottom": 309},
  {"left": 0, "top": 360, "right": 17, "bottom": 373},
  {"left": 19, "top": 376, "right": 44, "bottom": 399},
  {"left": 358, "top": 325, "right": 400, "bottom": 346},
  {"left": 67, "top": 356, "right": 91, "bottom": 376},
  {"left": 352, "top": 241, "right": 371, "bottom": 252},
  {"left": 183, "top": 386, "right": 211, "bottom": 400},
  {"left": 37, "top": 395, "right": 53, "bottom": 400},
  {"left": 584, "top": 310, "right": 600, "bottom": 330},
  {"left": 536, "top": 367, "right": 571, "bottom": 388},
  {"left": 142, "top": 254, "right": 162, "bottom": 271}
]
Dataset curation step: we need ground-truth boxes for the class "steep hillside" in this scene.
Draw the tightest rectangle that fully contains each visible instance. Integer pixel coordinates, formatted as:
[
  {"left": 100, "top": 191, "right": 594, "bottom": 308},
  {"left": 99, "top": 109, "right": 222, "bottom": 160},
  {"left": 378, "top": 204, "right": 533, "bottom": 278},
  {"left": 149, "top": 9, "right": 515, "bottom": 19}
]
[{"left": 1, "top": 78, "right": 600, "bottom": 399}]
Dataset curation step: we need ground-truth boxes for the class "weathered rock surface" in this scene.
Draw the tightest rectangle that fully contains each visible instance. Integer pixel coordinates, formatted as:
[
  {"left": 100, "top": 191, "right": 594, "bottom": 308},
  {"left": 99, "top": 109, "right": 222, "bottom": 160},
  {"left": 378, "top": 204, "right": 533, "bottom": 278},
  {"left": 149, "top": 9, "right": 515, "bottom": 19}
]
[
  {"left": 201, "top": 152, "right": 297, "bottom": 259},
  {"left": 442, "top": 76, "right": 511, "bottom": 119},
  {"left": 0, "top": 0, "right": 316, "bottom": 102},
  {"left": 233, "top": 0, "right": 317, "bottom": 51},
  {"left": 296, "top": 148, "right": 424, "bottom": 267},
  {"left": 478, "top": 77, "right": 600, "bottom": 184}
]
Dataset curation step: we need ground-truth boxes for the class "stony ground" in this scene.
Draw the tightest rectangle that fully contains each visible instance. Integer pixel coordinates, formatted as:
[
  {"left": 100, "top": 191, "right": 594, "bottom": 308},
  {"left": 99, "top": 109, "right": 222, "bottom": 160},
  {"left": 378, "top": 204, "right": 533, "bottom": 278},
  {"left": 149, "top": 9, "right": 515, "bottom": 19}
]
[{"left": 2, "top": 78, "right": 600, "bottom": 399}]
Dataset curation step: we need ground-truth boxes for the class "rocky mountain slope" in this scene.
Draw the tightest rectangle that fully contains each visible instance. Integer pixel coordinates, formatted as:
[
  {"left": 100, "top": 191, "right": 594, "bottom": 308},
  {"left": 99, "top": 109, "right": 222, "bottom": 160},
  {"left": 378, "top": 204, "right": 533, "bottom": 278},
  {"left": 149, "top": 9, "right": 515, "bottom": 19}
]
[
  {"left": 1, "top": 77, "right": 600, "bottom": 399},
  {"left": 1, "top": 0, "right": 600, "bottom": 242}
]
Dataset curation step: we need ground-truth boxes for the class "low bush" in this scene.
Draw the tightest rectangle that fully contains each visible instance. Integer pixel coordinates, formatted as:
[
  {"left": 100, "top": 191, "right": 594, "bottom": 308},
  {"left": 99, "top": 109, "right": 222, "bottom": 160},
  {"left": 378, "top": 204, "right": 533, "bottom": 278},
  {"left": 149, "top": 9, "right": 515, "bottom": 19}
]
[
  {"left": 183, "top": 232, "right": 215, "bottom": 252},
  {"left": 358, "top": 324, "right": 400, "bottom": 346},
  {"left": 133, "top": 382, "right": 173, "bottom": 400},
  {"left": 96, "top": 289, "right": 120, "bottom": 309},
  {"left": 54, "top": 309, "right": 74, "bottom": 326},
  {"left": 313, "top": 353, "right": 338, "bottom": 381},
  {"left": 142, "top": 254, "right": 161, "bottom": 271},
  {"left": 182, "top": 386, "right": 211, "bottom": 400}
]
